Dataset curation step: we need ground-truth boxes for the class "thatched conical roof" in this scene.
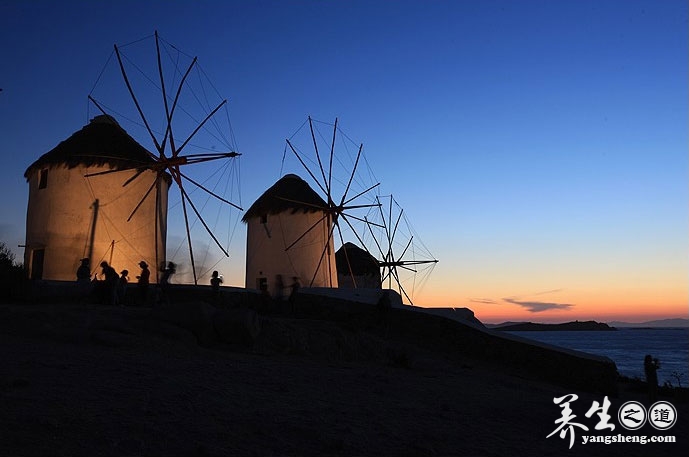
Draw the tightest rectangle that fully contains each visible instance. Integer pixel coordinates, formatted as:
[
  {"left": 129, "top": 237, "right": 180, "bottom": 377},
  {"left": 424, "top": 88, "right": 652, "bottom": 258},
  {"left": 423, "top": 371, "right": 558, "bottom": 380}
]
[
  {"left": 336, "top": 242, "right": 380, "bottom": 276},
  {"left": 242, "top": 174, "right": 327, "bottom": 222},
  {"left": 24, "top": 115, "right": 156, "bottom": 180}
]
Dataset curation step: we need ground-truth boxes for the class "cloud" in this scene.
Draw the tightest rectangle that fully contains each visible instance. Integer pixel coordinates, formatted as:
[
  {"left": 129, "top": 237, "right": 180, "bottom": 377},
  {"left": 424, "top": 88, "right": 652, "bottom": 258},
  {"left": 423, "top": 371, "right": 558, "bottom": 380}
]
[
  {"left": 470, "top": 298, "right": 498, "bottom": 304},
  {"left": 502, "top": 297, "right": 574, "bottom": 313}
]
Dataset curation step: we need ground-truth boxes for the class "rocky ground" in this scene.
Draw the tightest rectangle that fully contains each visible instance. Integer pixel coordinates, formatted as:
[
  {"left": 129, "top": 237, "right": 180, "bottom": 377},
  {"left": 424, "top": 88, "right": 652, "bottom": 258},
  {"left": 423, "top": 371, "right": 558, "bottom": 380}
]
[{"left": 0, "top": 301, "right": 686, "bottom": 456}]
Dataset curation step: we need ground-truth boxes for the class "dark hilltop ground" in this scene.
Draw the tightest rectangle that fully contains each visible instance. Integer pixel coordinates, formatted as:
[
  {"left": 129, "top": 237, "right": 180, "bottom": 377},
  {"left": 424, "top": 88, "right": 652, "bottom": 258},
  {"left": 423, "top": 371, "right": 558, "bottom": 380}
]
[{"left": 1, "top": 286, "right": 687, "bottom": 457}]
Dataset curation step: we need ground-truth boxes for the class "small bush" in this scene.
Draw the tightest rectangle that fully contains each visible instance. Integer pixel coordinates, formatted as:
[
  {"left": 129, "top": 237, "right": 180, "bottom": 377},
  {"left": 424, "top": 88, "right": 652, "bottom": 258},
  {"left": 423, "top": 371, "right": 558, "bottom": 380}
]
[{"left": 0, "top": 241, "right": 26, "bottom": 302}]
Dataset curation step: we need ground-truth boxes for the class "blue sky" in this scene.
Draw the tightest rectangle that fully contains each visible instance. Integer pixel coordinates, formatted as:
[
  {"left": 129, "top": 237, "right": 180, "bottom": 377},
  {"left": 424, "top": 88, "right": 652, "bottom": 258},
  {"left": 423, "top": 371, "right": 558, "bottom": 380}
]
[{"left": 1, "top": 0, "right": 686, "bottom": 322}]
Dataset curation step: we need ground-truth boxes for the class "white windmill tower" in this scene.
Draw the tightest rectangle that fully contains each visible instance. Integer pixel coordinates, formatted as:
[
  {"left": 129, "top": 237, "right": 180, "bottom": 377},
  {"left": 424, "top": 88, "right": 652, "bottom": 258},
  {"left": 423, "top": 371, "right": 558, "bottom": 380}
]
[
  {"left": 23, "top": 115, "right": 169, "bottom": 281},
  {"left": 243, "top": 173, "right": 338, "bottom": 296}
]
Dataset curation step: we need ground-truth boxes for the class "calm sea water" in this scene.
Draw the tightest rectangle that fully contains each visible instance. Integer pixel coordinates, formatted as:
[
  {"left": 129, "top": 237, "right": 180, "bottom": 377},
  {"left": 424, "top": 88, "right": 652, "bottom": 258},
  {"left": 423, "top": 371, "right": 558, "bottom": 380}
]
[{"left": 508, "top": 328, "right": 689, "bottom": 387}]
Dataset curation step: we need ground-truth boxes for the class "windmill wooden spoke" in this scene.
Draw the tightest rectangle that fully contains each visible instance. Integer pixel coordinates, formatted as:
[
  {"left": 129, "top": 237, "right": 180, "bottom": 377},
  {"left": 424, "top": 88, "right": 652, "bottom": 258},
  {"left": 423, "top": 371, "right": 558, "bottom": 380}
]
[
  {"left": 155, "top": 30, "right": 173, "bottom": 155},
  {"left": 286, "top": 139, "right": 328, "bottom": 196},
  {"left": 284, "top": 213, "right": 329, "bottom": 252},
  {"left": 335, "top": 223, "right": 358, "bottom": 288},
  {"left": 181, "top": 152, "right": 240, "bottom": 164},
  {"left": 275, "top": 196, "right": 328, "bottom": 212},
  {"left": 343, "top": 182, "right": 380, "bottom": 207},
  {"left": 180, "top": 171, "right": 243, "bottom": 210},
  {"left": 342, "top": 202, "right": 383, "bottom": 212},
  {"left": 398, "top": 265, "right": 417, "bottom": 274},
  {"left": 390, "top": 208, "right": 404, "bottom": 248},
  {"left": 122, "top": 169, "right": 146, "bottom": 187},
  {"left": 391, "top": 267, "right": 414, "bottom": 305},
  {"left": 127, "top": 176, "right": 159, "bottom": 222},
  {"left": 309, "top": 220, "right": 337, "bottom": 287},
  {"left": 398, "top": 236, "right": 414, "bottom": 260},
  {"left": 339, "top": 213, "right": 372, "bottom": 257},
  {"left": 178, "top": 178, "right": 230, "bottom": 258},
  {"left": 175, "top": 99, "right": 227, "bottom": 156},
  {"left": 166, "top": 56, "right": 197, "bottom": 131},
  {"left": 176, "top": 171, "right": 198, "bottom": 284},
  {"left": 340, "top": 143, "right": 363, "bottom": 207},
  {"left": 365, "top": 216, "right": 387, "bottom": 259},
  {"left": 328, "top": 118, "right": 337, "bottom": 198},
  {"left": 340, "top": 211, "right": 384, "bottom": 228},
  {"left": 308, "top": 116, "right": 329, "bottom": 196},
  {"left": 84, "top": 165, "right": 142, "bottom": 178},
  {"left": 114, "top": 44, "right": 163, "bottom": 155}
]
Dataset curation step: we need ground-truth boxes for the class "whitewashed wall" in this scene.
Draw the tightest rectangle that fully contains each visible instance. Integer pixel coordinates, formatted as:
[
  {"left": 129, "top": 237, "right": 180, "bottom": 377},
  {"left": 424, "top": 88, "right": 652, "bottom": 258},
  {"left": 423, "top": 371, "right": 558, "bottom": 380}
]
[{"left": 24, "top": 164, "right": 168, "bottom": 282}]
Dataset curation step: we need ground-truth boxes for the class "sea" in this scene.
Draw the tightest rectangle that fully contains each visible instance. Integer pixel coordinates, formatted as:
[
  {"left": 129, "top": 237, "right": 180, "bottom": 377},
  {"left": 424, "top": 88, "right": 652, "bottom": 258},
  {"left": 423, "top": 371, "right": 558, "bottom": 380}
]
[{"left": 507, "top": 328, "right": 689, "bottom": 387}]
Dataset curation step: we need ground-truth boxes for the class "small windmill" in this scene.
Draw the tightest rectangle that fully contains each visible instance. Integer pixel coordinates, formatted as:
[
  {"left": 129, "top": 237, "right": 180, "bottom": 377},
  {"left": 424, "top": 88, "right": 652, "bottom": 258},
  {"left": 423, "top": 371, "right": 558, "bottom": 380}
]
[
  {"left": 364, "top": 195, "right": 438, "bottom": 305},
  {"left": 281, "top": 116, "right": 383, "bottom": 287},
  {"left": 87, "top": 31, "right": 243, "bottom": 284}
]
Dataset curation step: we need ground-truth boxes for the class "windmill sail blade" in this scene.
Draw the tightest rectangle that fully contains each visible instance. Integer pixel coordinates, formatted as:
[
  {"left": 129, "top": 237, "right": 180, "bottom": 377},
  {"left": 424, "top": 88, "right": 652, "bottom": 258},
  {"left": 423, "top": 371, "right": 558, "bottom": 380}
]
[
  {"left": 340, "top": 213, "right": 373, "bottom": 258},
  {"left": 84, "top": 165, "right": 141, "bottom": 178},
  {"left": 178, "top": 181, "right": 230, "bottom": 258},
  {"left": 180, "top": 171, "right": 243, "bottom": 210},
  {"left": 177, "top": 174, "right": 198, "bottom": 285},
  {"left": 365, "top": 217, "right": 387, "bottom": 259},
  {"left": 127, "top": 176, "right": 158, "bottom": 222},
  {"left": 328, "top": 118, "right": 337, "bottom": 199},
  {"left": 164, "top": 57, "right": 197, "bottom": 155},
  {"left": 284, "top": 213, "right": 329, "bottom": 252},
  {"left": 286, "top": 139, "right": 328, "bottom": 196},
  {"left": 309, "top": 221, "right": 336, "bottom": 287},
  {"left": 114, "top": 44, "right": 163, "bottom": 155},
  {"left": 275, "top": 196, "right": 327, "bottom": 212},
  {"left": 335, "top": 225, "right": 357, "bottom": 288},
  {"left": 391, "top": 267, "right": 414, "bottom": 305},
  {"left": 343, "top": 182, "right": 380, "bottom": 207},
  {"left": 340, "top": 143, "right": 364, "bottom": 207},
  {"left": 175, "top": 99, "right": 227, "bottom": 156},
  {"left": 122, "top": 168, "right": 146, "bottom": 187},
  {"left": 309, "top": 116, "right": 329, "bottom": 197}
]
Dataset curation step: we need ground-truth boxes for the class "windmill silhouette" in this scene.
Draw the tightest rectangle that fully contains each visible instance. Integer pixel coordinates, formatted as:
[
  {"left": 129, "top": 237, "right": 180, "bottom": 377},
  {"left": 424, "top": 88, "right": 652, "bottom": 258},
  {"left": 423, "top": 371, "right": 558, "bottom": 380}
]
[{"left": 87, "top": 31, "right": 243, "bottom": 284}]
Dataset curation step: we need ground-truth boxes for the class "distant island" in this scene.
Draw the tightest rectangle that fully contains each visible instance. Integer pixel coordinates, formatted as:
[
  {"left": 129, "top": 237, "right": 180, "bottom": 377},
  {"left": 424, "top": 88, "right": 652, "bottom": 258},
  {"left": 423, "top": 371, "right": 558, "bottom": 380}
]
[
  {"left": 490, "top": 320, "right": 616, "bottom": 331},
  {"left": 608, "top": 318, "right": 689, "bottom": 328}
]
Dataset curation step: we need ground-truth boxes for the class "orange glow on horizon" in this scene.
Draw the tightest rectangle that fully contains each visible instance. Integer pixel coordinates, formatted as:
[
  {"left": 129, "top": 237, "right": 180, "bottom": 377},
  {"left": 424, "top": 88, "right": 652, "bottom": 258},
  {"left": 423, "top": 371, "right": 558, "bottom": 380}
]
[{"left": 412, "top": 287, "right": 688, "bottom": 325}]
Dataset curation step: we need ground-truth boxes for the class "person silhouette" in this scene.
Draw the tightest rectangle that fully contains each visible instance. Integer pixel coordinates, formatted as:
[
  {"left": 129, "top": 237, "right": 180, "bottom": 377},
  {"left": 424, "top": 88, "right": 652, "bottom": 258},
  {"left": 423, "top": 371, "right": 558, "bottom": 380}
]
[
  {"left": 76, "top": 258, "right": 91, "bottom": 283},
  {"left": 288, "top": 276, "right": 300, "bottom": 314},
  {"left": 644, "top": 354, "right": 660, "bottom": 403},
  {"left": 118, "top": 270, "right": 129, "bottom": 305},
  {"left": 158, "top": 261, "right": 176, "bottom": 305},
  {"left": 210, "top": 270, "right": 223, "bottom": 295},
  {"left": 100, "top": 261, "right": 118, "bottom": 305},
  {"left": 136, "top": 261, "right": 150, "bottom": 305}
]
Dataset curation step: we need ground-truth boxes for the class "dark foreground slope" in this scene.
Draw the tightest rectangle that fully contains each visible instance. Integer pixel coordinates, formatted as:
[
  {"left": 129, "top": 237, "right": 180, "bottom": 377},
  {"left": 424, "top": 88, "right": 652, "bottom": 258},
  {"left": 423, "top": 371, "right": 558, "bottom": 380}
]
[{"left": 0, "top": 298, "right": 686, "bottom": 457}]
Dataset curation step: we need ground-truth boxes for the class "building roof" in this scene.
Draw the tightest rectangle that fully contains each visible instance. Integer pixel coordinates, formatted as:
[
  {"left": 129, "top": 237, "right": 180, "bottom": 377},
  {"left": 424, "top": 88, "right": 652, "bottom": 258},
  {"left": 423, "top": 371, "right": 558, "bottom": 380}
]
[
  {"left": 336, "top": 242, "right": 380, "bottom": 276},
  {"left": 242, "top": 174, "right": 328, "bottom": 222},
  {"left": 24, "top": 115, "right": 157, "bottom": 180}
]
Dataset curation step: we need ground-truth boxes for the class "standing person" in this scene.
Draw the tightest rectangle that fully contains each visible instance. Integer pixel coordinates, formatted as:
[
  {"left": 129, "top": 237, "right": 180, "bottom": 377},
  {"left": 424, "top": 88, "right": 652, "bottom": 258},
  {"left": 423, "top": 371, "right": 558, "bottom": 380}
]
[
  {"left": 275, "top": 274, "right": 284, "bottom": 301},
  {"left": 644, "top": 354, "right": 660, "bottom": 403},
  {"left": 100, "top": 261, "right": 118, "bottom": 305},
  {"left": 288, "top": 276, "right": 300, "bottom": 315},
  {"left": 76, "top": 258, "right": 92, "bottom": 301},
  {"left": 210, "top": 271, "right": 223, "bottom": 296},
  {"left": 136, "top": 261, "right": 150, "bottom": 305},
  {"left": 76, "top": 258, "right": 91, "bottom": 283},
  {"left": 118, "top": 270, "right": 129, "bottom": 306},
  {"left": 158, "top": 261, "right": 175, "bottom": 306}
]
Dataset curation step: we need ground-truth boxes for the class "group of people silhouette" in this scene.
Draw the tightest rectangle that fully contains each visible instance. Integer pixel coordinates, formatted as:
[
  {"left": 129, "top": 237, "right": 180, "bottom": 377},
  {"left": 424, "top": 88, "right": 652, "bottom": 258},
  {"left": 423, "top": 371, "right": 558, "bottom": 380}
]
[{"left": 76, "top": 257, "right": 177, "bottom": 306}]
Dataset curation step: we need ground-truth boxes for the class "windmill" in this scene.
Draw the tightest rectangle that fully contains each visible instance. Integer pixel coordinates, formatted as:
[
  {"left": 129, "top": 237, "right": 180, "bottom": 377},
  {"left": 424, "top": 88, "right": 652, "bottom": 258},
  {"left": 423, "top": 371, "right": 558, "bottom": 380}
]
[
  {"left": 279, "top": 116, "right": 383, "bottom": 287},
  {"left": 363, "top": 195, "right": 438, "bottom": 305},
  {"left": 86, "top": 31, "right": 243, "bottom": 284}
]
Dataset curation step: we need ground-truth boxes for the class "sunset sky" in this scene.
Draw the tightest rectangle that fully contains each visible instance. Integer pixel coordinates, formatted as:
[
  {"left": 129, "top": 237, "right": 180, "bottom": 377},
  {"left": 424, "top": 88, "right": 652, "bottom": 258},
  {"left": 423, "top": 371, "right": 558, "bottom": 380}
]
[{"left": 1, "top": 0, "right": 686, "bottom": 323}]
